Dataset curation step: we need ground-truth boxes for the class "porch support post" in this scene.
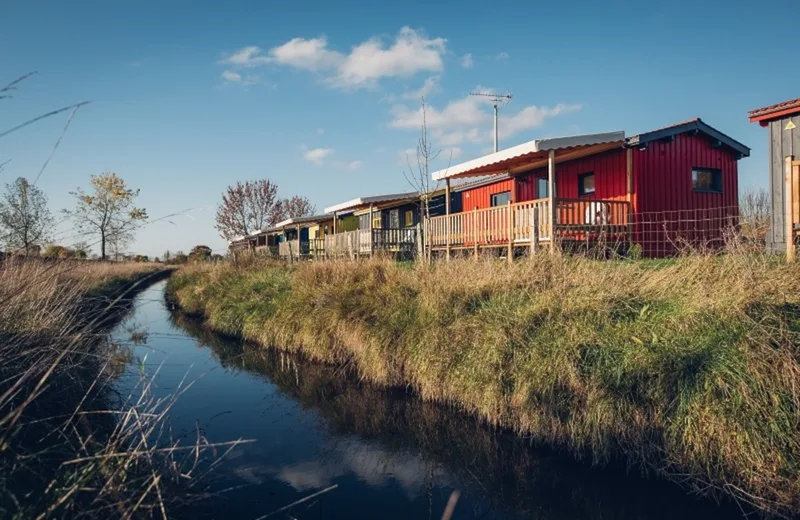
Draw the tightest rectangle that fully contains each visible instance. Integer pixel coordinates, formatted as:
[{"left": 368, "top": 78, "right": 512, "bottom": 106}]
[
  {"left": 369, "top": 203, "right": 374, "bottom": 258},
  {"left": 506, "top": 200, "right": 513, "bottom": 263},
  {"left": 548, "top": 150, "right": 557, "bottom": 253},
  {"left": 296, "top": 224, "right": 301, "bottom": 259},
  {"left": 473, "top": 206, "right": 478, "bottom": 259},
  {"left": 445, "top": 178, "right": 452, "bottom": 261},
  {"left": 786, "top": 156, "right": 795, "bottom": 263}
]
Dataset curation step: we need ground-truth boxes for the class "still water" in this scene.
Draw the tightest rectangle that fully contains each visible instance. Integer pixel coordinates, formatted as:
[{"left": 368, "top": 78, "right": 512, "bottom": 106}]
[{"left": 113, "top": 281, "right": 744, "bottom": 519}]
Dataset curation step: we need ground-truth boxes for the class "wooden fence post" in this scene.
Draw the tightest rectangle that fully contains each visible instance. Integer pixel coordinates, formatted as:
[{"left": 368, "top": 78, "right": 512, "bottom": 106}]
[
  {"left": 786, "top": 156, "right": 796, "bottom": 263},
  {"left": 472, "top": 206, "right": 478, "bottom": 259},
  {"left": 506, "top": 200, "right": 513, "bottom": 264},
  {"left": 530, "top": 209, "right": 539, "bottom": 256}
]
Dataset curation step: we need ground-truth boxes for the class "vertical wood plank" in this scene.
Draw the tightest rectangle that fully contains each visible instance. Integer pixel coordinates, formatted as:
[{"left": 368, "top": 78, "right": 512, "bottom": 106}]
[
  {"left": 507, "top": 200, "right": 513, "bottom": 263},
  {"left": 445, "top": 178, "right": 451, "bottom": 261},
  {"left": 548, "top": 150, "right": 557, "bottom": 253},
  {"left": 473, "top": 206, "right": 478, "bottom": 258},
  {"left": 786, "top": 156, "right": 795, "bottom": 262}
]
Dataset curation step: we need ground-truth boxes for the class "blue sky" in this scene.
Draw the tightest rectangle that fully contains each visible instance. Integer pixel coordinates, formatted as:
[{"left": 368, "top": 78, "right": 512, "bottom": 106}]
[{"left": 1, "top": 0, "right": 797, "bottom": 257}]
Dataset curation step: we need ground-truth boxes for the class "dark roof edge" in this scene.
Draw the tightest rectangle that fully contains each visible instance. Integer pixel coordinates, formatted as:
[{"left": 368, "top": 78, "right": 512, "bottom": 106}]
[{"left": 625, "top": 119, "right": 750, "bottom": 158}]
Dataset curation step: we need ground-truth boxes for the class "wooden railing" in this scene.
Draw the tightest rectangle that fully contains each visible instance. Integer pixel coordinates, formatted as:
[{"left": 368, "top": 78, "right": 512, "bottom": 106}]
[
  {"left": 426, "top": 198, "right": 629, "bottom": 250},
  {"left": 325, "top": 228, "right": 419, "bottom": 257}
]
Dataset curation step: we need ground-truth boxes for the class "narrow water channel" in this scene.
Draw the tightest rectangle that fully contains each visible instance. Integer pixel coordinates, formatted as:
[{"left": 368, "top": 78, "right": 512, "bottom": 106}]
[{"left": 113, "top": 281, "right": 745, "bottom": 519}]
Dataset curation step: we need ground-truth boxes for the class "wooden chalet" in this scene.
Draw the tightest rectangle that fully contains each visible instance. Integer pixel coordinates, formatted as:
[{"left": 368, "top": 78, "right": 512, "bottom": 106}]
[
  {"left": 749, "top": 98, "right": 800, "bottom": 259},
  {"left": 324, "top": 192, "right": 420, "bottom": 258},
  {"left": 427, "top": 120, "right": 749, "bottom": 258}
]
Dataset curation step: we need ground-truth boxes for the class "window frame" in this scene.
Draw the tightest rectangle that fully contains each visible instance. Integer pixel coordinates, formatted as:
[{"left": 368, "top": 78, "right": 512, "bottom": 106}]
[
  {"left": 578, "top": 172, "right": 596, "bottom": 197},
  {"left": 404, "top": 209, "right": 414, "bottom": 227},
  {"left": 536, "top": 177, "right": 549, "bottom": 199},
  {"left": 490, "top": 191, "right": 512, "bottom": 207},
  {"left": 691, "top": 167, "right": 723, "bottom": 194}
]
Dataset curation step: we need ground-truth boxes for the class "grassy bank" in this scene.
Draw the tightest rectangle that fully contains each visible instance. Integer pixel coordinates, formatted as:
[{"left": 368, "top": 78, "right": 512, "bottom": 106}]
[
  {"left": 169, "top": 253, "right": 800, "bottom": 517},
  {"left": 0, "top": 259, "right": 200, "bottom": 519}
]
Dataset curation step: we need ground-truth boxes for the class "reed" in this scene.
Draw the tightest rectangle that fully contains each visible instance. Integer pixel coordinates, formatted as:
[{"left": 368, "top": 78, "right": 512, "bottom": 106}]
[
  {"left": 0, "top": 258, "right": 235, "bottom": 519},
  {"left": 169, "top": 250, "right": 800, "bottom": 517}
]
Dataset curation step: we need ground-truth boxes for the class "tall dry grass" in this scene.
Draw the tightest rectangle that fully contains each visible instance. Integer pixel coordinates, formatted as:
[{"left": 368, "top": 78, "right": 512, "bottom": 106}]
[
  {"left": 169, "top": 250, "right": 800, "bottom": 517},
  {"left": 0, "top": 258, "right": 237, "bottom": 519}
]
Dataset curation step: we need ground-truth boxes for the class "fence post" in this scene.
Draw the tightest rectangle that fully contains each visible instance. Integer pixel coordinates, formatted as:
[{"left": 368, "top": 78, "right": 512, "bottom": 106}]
[
  {"left": 472, "top": 206, "right": 478, "bottom": 259},
  {"left": 506, "top": 200, "right": 513, "bottom": 264},
  {"left": 530, "top": 209, "right": 539, "bottom": 255},
  {"left": 786, "top": 156, "right": 796, "bottom": 263}
]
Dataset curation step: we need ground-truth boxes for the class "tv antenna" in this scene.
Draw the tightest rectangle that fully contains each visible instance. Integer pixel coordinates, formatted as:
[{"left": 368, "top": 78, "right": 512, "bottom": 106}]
[{"left": 470, "top": 92, "right": 512, "bottom": 152}]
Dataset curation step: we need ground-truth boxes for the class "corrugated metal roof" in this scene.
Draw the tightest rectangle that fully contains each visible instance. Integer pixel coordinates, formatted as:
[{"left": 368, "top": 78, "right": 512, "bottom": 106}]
[
  {"left": 324, "top": 192, "right": 418, "bottom": 214},
  {"left": 748, "top": 98, "right": 800, "bottom": 120},
  {"left": 431, "top": 132, "right": 625, "bottom": 181},
  {"left": 274, "top": 213, "right": 333, "bottom": 228}
]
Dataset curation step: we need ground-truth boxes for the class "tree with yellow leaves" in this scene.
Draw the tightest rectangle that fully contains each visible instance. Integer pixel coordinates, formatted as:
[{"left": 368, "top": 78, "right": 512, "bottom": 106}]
[{"left": 64, "top": 172, "right": 147, "bottom": 260}]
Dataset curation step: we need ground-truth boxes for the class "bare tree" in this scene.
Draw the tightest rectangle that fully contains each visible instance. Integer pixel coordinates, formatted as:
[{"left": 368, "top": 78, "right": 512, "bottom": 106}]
[
  {"left": 0, "top": 177, "right": 55, "bottom": 254},
  {"left": 740, "top": 187, "right": 771, "bottom": 246},
  {"left": 215, "top": 179, "right": 281, "bottom": 240},
  {"left": 273, "top": 195, "right": 316, "bottom": 222},
  {"left": 403, "top": 98, "right": 448, "bottom": 262},
  {"left": 64, "top": 172, "right": 148, "bottom": 260}
]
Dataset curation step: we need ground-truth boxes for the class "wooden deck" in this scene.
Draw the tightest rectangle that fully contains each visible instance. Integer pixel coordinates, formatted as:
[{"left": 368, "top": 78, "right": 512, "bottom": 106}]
[{"left": 425, "top": 198, "right": 630, "bottom": 253}]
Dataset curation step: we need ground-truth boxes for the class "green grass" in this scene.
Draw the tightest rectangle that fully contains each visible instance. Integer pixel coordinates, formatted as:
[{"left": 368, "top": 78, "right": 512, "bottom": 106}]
[{"left": 168, "top": 253, "right": 800, "bottom": 517}]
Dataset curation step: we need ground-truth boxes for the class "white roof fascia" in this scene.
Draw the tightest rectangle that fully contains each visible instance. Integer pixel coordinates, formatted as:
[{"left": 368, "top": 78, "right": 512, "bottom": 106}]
[{"left": 431, "top": 131, "right": 625, "bottom": 181}]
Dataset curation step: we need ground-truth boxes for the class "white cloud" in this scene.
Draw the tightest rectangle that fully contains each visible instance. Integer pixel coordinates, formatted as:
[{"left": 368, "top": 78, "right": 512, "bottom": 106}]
[
  {"left": 219, "top": 27, "right": 447, "bottom": 90},
  {"left": 401, "top": 76, "right": 440, "bottom": 100},
  {"left": 346, "top": 160, "right": 363, "bottom": 171},
  {"left": 304, "top": 147, "right": 334, "bottom": 166},
  {"left": 460, "top": 53, "right": 473, "bottom": 68},
  {"left": 495, "top": 52, "right": 509, "bottom": 61},
  {"left": 221, "top": 69, "right": 267, "bottom": 86},
  {"left": 220, "top": 46, "right": 272, "bottom": 67},
  {"left": 389, "top": 89, "right": 581, "bottom": 147},
  {"left": 221, "top": 70, "right": 242, "bottom": 82}
]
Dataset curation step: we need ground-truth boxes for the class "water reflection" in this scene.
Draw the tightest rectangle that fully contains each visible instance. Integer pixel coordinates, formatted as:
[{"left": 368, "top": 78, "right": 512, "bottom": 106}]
[{"left": 162, "top": 306, "right": 744, "bottom": 520}]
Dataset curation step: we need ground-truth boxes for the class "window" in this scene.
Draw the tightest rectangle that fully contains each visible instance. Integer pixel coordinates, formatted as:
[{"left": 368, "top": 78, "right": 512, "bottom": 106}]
[
  {"left": 404, "top": 209, "right": 414, "bottom": 227},
  {"left": 692, "top": 168, "right": 722, "bottom": 193},
  {"left": 490, "top": 191, "right": 511, "bottom": 207},
  {"left": 536, "top": 177, "right": 549, "bottom": 199},
  {"left": 372, "top": 214, "right": 382, "bottom": 229},
  {"left": 389, "top": 209, "right": 400, "bottom": 229},
  {"left": 578, "top": 172, "right": 595, "bottom": 196}
]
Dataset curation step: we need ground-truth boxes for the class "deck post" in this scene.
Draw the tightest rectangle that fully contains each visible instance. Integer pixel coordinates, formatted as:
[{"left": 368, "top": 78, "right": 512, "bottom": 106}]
[
  {"left": 296, "top": 224, "right": 301, "bottom": 260},
  {"left": 506, "top": 200, "right": 513, "bottom": 263},
  {"left": 445, "top": 178, "right": 452, "bottom": 261},
  {"left": 548, "top": 150, "right": 557, "bottom": 253},
  {"left": 786, "top": 156, "right": 796, "bottom": 263},
  {"left": 530, "top": 209, "right": 539, "bottom": 255},
  {"left": 472, "top": 206, "right": 478, "bottom": 259},
  {"left": 369, "top": 203, "right": 374, "bottom": 259}
]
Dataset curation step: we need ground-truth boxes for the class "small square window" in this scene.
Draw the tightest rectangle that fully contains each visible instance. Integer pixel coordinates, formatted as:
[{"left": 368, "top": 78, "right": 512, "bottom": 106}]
[
  {"left": 692, "top": 168, "right": 722, "bottom": 193},
  {"left": 578, "top": 172, "right": 595, "bottom": 196},
  {"left": 536, "top": 177, "right": 548, "bottom": 199},
  {"left": 490, "top": 191, "right": 511, "bottom": 207}
]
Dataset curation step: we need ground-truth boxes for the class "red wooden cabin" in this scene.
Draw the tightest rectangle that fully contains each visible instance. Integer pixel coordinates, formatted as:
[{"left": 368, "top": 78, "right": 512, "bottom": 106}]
[{"left": 428, "top": 119, "right": 750, "bottom": 258}]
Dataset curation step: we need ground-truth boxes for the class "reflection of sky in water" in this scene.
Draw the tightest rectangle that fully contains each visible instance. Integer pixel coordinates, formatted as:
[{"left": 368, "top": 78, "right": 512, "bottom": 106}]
[{"left": 110, "top": 281, "right": 746, "bottom": 520}]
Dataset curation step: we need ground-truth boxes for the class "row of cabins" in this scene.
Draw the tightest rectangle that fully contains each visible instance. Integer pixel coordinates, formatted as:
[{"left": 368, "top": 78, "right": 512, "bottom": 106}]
[{"left": 231, "top": 118, "right": 752, "bottom": 259}]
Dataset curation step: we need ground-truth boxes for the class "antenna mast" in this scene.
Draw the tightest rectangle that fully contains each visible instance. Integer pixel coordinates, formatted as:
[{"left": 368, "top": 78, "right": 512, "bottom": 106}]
[{"left": 470, "top": 92, "right": 512, "bottom": 152}]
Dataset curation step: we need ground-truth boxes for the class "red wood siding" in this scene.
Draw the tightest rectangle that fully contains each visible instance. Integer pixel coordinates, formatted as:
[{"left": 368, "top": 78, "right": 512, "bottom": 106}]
[
  {"left": 460, "top": 178, "right": 514, "bottom": 210},
  {"left": 516, "top": 148, "right": 629, "bottom": 202},
  {"left": 632, "top": 133, "right": 740, "bottom": 257}
]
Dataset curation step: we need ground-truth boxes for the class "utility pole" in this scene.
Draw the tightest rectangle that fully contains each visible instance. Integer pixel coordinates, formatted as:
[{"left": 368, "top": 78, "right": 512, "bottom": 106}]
[{"left": 470, "top": 92, "right": 512, "bottom": 152}]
